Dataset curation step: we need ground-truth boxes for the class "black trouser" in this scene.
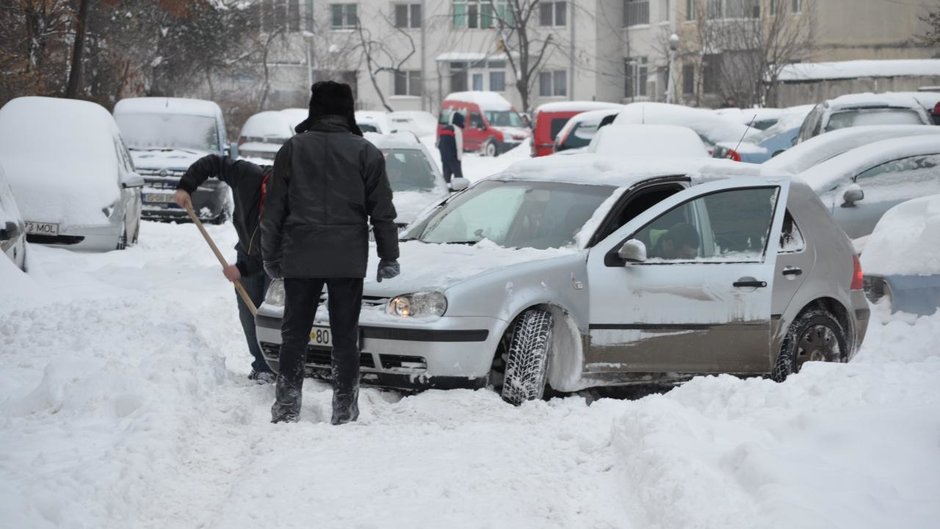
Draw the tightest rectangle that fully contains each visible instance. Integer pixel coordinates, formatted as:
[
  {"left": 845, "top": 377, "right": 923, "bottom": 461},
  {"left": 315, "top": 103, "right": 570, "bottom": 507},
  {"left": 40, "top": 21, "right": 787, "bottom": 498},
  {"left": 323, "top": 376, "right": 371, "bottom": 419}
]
[
  {"left": 275, "top": 277, "right": 363, "bottom": 421},
  {"left": 441, "top": 157, "right": 463, "bottom": 184},
  {"left": 236, "top": 251, "right": 271, "bottom": 374}
]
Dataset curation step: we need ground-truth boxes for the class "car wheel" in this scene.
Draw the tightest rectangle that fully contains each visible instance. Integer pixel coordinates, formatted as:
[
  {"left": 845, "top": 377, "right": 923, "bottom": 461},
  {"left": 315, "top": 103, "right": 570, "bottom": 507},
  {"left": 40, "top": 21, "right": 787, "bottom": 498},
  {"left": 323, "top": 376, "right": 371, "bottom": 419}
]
[
  {"left": 771, "top": 309, "right": 847, "bottom": 382},
  {"left": 501, "top": 308, "right": 554, "bottom": 405},
  {"left": 116, "top": 222, "right": 128, "bottom": 251},
  {"left": 482, "top": 139, "right": 498, "bottom": 157}
]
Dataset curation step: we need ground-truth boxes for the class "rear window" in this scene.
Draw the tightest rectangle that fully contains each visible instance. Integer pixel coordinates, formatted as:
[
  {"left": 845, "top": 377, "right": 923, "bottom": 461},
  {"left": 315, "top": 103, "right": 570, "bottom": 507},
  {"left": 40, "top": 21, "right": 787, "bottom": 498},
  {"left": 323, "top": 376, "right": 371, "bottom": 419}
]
[
  {"left": 559, "top": 122, "right": 598, "bottom": 150},
  {"left": 550, "top": 118, "right": 570, "bottom": 140},
  {"left": 382, "top": 149, "right": 438, "bottom": 192},
  {"left": 826, "top": 108, "right": 924, "bottom": 131}
]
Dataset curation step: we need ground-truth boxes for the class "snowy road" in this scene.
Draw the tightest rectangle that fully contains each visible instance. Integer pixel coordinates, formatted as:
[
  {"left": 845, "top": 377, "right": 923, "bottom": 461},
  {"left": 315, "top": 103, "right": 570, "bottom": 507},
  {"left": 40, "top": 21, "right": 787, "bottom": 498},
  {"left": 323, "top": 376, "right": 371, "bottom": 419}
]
[{"left": 2, "top": 150, "right": 940, "bottom": 528}]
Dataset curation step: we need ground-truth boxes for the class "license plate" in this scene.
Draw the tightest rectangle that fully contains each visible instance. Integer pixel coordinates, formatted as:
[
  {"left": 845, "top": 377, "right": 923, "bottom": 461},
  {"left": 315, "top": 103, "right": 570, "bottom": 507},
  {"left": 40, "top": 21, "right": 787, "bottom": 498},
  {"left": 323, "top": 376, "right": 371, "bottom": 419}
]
[
  {"left": 25, "top": 221, "right": 59, "bottom": 236},
  {"left": 144, "top": 193, "right": 175, "bottom": 204},
  {"left": 309, "top": 325, "right": 332, "bottom": 348}
]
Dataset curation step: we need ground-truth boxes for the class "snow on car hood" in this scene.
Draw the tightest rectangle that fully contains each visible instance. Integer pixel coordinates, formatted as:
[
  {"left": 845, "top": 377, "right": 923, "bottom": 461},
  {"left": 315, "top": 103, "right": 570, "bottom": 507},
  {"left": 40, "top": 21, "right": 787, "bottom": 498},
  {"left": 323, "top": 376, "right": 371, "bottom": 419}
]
[
  {"left": 1, "top": 155, "right": 119, "bottom": 226},
  {"left": 362, "top": 239, "right": 575, "bottom": 297},
  {"left": 494, "top": 126, "right": 531, "bottom": 140},
  {"left": 393, "top": 191, "right": 446, "bottom": 226},
  {"left": 861, "top": 195, "right": 940, "bottom": 276},
  {"left": 129, "top": 148, "right": 211, "bottom": 171}
]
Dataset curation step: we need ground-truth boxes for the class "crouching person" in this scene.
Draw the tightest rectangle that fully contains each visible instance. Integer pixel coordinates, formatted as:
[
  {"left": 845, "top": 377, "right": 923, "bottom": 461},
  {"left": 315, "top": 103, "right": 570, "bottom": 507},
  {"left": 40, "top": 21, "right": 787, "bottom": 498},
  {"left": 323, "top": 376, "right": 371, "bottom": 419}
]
[
  {"left": 174, "top": 155, "right": 276, "bottom": 384},
  {"left": 261, "top": 81, "right": 400, "bottom": 425}
]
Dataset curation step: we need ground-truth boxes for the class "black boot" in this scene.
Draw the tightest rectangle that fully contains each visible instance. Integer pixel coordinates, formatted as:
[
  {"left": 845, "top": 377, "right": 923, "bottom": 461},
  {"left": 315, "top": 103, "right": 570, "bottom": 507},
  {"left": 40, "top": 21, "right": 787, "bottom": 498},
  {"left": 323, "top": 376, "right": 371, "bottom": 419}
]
[
  {"left": 271, "top": 374, "right": 302, "bottom": 423},
  {"left": 331, "top": 383, "right": 359, "bottom": 425}
]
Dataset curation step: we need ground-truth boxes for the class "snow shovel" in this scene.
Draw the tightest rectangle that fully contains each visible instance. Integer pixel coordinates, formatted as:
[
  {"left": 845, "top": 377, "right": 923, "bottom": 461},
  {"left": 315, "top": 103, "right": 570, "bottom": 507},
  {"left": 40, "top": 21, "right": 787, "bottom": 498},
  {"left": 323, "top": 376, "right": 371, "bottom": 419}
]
[{"left": 183, "top": 203, "right": 257, "bottom": 317}]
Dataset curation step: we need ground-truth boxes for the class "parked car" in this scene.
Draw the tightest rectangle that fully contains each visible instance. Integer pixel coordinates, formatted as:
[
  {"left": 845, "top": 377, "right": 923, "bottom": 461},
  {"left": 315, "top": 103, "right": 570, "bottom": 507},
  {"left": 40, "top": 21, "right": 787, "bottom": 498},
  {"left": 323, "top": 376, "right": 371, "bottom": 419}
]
[
  {"left": 389, "top": 111, "right": 439, "bottom": 137},
  {"left": 363, "top": 132, "right": 464, "bottom": 228},
  {"left": 712, "top": 105, "right": 813, "bottom": 163},
  {"left": 612, "top": 102, "right": 757, "bottom": 154},
  {"left": 890, "top": 91, "right": 940, "bottom": 125},
  {"left": 713, "top": 107, "right": 785, "bottom": 131},
  {"left": 795, "top": 135, "right": 940, "bottom": 239},
  {"left": 862, "top": 195, "right": 940, "bottom": 316},
  {"left": 0, "top": 96, "right": 144, "bottom": 251},
  {"left": 254, "top": 155, "right": 868, "bottom": 403},
  {"left": 762, "top": 125, "right": 940, "bottom": 176},
  {"left": 437, "top": 91, "right": 531, "bottom": 156},
  {"left": 588, "top": 124, "right": 709, "bottom": 159},
  {"left": 355, "top": 111, "right": 394, "bottom": 134},
  {"left": 553, "top": 108, "right": 624, "bottom": 154},
  {"left": 237, "top": 111, "right": 295, "bottom": 161},
  {"left": 531, "top": 101, "right": 623, "bottom": 157},
  {"left": 280, "top": 107, "right": 309, "bottom": 131},
  {"left": 0, "top": 163, "right": 27, "bottom": 270},
  {"left": 113, "top": 97, "right": 233, "bottom": 223},
  {"left": 796, "top": 93, "right": 932, "bottom": 144}
]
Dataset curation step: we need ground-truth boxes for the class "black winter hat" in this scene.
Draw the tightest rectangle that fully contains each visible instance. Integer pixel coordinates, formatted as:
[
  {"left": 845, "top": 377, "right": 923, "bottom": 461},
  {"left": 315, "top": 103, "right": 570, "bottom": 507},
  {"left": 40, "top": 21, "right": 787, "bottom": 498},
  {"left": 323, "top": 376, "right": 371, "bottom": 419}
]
[{"left": 294, "top": 80, "right": 363, "bottom": 136}]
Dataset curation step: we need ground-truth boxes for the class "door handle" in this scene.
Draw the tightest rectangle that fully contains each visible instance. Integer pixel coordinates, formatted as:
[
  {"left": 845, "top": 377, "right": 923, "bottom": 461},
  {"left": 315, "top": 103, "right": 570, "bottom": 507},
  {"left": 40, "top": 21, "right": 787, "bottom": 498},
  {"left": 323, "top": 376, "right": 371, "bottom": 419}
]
[
  {"left": 782, "top": 267, "right": 803, "bottom": 277},
  {"left": 733, "top": 278, "right": 767, "bottom": 288}
]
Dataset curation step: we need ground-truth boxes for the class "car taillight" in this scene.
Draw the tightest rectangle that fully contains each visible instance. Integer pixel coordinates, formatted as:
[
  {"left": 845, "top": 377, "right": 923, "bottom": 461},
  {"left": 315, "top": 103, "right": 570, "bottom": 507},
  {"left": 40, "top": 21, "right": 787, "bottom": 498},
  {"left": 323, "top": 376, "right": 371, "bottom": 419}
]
[
  {"left": 933, "top": 102, "right": 940, "bottom": 116},
  {"left": 851, "top": 255, "right": 864, "bottom": 290},
  {"left": 727, "top": 149, "right": 741, "bottom": 162}
]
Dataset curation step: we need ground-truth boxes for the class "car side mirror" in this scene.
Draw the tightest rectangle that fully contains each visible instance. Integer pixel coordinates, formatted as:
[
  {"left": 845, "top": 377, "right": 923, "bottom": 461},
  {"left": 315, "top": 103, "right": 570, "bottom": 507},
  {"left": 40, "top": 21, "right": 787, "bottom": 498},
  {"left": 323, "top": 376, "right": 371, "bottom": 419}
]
[
  {"left": 841, "top": 184, "right": 864, "bottom": 207},
  {"left": 450, "top": 177, "right": 469, "bottom": 192},
  {"left": 122, "top": 172, "right": 145, "bottom": 188},
  {"left": 0, "top": 221, "right": 21, "bottom": 241},
  {"left": 617, "top": 239, "right": 647, "bottom": 263}
]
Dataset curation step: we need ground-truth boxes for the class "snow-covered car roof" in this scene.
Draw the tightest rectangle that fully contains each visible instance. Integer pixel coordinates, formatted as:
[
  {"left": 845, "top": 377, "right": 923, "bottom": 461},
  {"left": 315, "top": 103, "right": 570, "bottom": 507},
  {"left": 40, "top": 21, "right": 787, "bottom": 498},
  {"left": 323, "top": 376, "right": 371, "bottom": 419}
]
[
  {"left": 356, "top": 111, "right": 393, "bottom": 134},
  {"left": 861, "top": 194, "right": 940, "bottom": 276},
  {"left": 715, "top": 105, "right": 814, "bottom": 150},
  {"left": 763, "top": 125, "right": 940, "bottom": 175},
  {"left": 443, "top": 91, "right": 513, "bottom": 110},
  {"left": 388, "top": 111, "right": 438, "bottom": 137},
  {"left": 588, "top": 124, "right": 709, "bottom": 159},
  {"left": 612, "top": 102, "right": 756, "bottom": 144},
  {"left": 0, "top": 97, "right": 122, "bottom": 225},
  {"left": 113, "top": 97, "right": 223, "bottom": 118},
  {"left": 534, "top": 101, "right": 624, "bottom": 114},
  {"left": 364, "top": 131, "right": 424, "bottom": 150},
  {"left": 712, "top": 107, "right": 788, "bottom": 126},
  {"left": 239, "top": 111, "right": 294, "bottom": 139},
  {"left": 797, "top": 135, "right": 940, "bottom": 192},
  {"left": 824, "top": 92, "right": 926, "bottom": 111}
]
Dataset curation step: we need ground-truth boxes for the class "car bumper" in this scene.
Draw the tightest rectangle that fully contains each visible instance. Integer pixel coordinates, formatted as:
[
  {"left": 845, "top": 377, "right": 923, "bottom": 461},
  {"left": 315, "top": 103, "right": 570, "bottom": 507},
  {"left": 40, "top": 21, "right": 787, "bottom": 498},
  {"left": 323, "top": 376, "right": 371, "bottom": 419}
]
[
  {"left": 254, "top": 306, "right": 505, "bottom": 390},
  {"left": 25, "top": 221, "right": 122, "bottom": 251},
  {"left": 865, "top": 274, "right": 940, "bottom": 316}
]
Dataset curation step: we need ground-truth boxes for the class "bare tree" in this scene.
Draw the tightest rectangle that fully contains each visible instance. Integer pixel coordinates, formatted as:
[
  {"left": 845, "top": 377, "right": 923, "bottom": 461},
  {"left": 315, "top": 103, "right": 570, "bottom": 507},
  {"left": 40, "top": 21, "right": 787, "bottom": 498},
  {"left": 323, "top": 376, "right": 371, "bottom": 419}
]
[
  {"left": 350, "top": 8, "right": 417, "bottom": 112},
  {"left": 491, "top": 0, "right": 559, "bottom": 113},
  {"left": 65, "top": 0, "right": 92, "bottom": 98},
  {"left": 916, "top": 8, "right": 940, "bottom": 50}
]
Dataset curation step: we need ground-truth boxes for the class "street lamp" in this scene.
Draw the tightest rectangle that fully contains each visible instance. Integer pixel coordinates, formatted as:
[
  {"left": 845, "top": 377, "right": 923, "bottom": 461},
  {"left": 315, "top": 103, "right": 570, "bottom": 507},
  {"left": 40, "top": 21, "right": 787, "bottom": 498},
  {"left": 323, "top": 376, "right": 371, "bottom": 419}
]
[
  {"left": 302, "top": 30, "right": 315, "bottom": 88},
  {"left": 666, "top": 33, "right": 679, "bottom": 104}
]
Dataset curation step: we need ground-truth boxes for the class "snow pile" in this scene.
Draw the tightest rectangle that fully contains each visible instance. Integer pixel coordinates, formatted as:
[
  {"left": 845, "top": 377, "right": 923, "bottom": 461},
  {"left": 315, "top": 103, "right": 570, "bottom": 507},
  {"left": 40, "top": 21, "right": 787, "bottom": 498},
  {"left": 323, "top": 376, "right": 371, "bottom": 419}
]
[
  {"left": 589, "top": 124, "right": 710, "bottom": 159},
  {"left": 0, "top": 97, "right": 122, "bottom": 225},
  {"left": 861, "top": 194, "right": 940, "bottom": 275},
  {"left": 779, "top": 59, "right": 940, "bottom": 81}
]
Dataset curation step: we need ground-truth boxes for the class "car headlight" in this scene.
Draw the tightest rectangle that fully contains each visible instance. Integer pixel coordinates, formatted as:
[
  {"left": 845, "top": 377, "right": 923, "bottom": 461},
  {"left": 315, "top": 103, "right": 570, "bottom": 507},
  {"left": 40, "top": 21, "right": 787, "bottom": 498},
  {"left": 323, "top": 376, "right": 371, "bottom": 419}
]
[
  {"left": 387, "top": 291, "right": 447, "bottom": 318},
  {"left": 264, "top": 278, "right": 285, "bottom": 307}
]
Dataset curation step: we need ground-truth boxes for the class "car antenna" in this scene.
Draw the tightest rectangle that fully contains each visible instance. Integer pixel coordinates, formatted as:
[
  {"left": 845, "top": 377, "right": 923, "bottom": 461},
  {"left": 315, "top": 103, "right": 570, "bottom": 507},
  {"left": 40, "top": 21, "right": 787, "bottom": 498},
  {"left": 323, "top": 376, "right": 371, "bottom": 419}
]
[{"left": 732, "top": 113, "right": 756, "bottom": 158}]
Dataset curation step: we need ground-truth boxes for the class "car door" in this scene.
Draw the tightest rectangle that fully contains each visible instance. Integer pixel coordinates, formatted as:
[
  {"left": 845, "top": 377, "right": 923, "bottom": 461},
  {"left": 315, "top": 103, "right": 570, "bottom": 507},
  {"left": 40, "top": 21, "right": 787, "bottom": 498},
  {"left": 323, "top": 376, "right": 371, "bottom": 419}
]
[
  {"left": 585, "top": 177, "right": 789, "bottom": 375},
  {"left": 465, "top": 109, "right": 486, "bottom": 151},
  {"left": 828, "top": 153, "right": 940, "bottom": 239}
]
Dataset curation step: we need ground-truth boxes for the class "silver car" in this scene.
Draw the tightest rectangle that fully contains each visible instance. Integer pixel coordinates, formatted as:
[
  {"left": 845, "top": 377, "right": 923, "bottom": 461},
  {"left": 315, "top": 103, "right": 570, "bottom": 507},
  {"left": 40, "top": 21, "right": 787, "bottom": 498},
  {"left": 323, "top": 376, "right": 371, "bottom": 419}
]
[{"left": 255, "top": 155, "right": 869, "bottom": 404}]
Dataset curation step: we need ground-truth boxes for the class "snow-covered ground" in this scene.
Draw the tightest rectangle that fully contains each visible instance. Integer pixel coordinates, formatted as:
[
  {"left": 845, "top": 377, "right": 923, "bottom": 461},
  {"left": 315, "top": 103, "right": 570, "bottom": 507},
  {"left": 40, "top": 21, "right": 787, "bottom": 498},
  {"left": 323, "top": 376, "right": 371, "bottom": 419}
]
[{"left": 2, "top": 147, "right": 939, "bottom": 528}]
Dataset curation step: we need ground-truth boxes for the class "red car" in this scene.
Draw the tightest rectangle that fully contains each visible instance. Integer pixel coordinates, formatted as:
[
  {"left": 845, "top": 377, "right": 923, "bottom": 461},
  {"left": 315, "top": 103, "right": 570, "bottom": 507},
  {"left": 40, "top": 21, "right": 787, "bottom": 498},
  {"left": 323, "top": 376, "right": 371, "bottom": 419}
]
[
  {"left": 530, "top": 101, "right": 623, "bottom": 157},
  {"left": 437, "top": 91, "right": 530, "bottom": 157}
]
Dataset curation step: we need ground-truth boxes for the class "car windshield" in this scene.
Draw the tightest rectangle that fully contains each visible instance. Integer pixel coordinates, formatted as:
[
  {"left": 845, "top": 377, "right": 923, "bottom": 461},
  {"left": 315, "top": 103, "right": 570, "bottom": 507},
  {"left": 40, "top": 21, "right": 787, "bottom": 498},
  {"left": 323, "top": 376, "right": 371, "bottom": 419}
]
[
  {"left": 116, "top": 113, "right": 219, "bottom": 152},
  {"left": 484, "top": 110, "right": 525, "bottom": 128},
  {"left": 826, "top": 108, "right": 924, "bottom": 131},
  {"left": 561, "top": 122, "right": 599, "bottom": 149},
  {"left": 412, "top": 180, "right": 615, "bottom": 249},
  {"left": 383, "top": 149, "right": 438, "bottom": 192}
]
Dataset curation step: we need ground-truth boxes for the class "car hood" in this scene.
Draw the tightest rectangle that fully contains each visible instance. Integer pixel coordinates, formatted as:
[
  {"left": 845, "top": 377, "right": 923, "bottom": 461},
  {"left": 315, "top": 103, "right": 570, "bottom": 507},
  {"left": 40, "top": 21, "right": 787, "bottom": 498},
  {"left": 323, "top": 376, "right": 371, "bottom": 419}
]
[
  {"left": 362, "top": 239, "right": 576, "bottom": 297},
  {"left": 1, "top": 155, "right": 118, "bottom": 226},
  {"left": 129, "top": 148, "right": 212, "bottom": 171},
  {"left": 392, "top": 190, "right": 447, "bottom": 226},
  {"left": 715, "top": 141, "right": 768, "bottom": 155}
]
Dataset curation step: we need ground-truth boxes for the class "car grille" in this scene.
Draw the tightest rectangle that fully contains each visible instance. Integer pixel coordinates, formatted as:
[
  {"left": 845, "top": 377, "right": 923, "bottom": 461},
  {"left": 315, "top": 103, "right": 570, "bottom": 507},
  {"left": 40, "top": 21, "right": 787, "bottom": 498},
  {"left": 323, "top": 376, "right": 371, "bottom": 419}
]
[
  {"left": 317, "top": 293, "right": 388, "bottom": 309},
  {"left": 260, "top": 343, "right": 427, "bottom": 373},
  {"left": 138, "top": 168, "right": 185, "bottom": 190}
]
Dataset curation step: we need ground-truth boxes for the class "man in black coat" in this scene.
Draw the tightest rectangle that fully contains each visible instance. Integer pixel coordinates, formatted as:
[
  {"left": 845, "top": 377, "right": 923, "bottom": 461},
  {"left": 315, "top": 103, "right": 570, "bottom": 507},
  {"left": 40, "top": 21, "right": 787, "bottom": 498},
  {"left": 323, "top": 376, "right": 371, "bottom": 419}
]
[
  {"left": 437, "top": 111, "right": 464, "bottom": 186},
  {"left": 261, "top": 81, "right": 400, "bottom": 425},
  {"left": 174, "top": 155, "right": 277, "bottom": 384}
]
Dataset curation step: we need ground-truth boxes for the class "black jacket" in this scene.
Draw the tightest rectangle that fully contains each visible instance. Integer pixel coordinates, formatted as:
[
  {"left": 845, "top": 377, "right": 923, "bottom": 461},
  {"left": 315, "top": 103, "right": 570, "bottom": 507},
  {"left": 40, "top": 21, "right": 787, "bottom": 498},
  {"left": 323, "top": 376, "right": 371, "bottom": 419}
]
[
  {"left": 261, "top": 115, "right": 399, "bottom": 278},
  {"left": 177, "top": 155, "right": 269, "bottom": 276}
]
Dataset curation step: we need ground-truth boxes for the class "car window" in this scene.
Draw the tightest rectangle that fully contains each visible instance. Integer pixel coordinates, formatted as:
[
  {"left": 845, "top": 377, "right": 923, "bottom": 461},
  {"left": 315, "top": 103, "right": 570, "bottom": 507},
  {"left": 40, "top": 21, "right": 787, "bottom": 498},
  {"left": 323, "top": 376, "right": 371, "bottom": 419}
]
[
  {"left": 382, "top": 149, "right": 438, "bottom": 192},
  {"left": 779, "top": 210, "right": 805, "bottom": 253},
  {"left": 549, "top": 118, "right": 570, "bottom": 140},
  {"left": 633, "top": 187, "right": 780, "bottom": 262},
  {"left": 592, "top": 184, "right": 684, "bottom": 246},
  {"left": 854, "top": 153, "right": 940, "bottom": 200},
  {"left": 826, "top": 109, "right": 924, "bottom": 131},
  {"left": 469, "top": 112, "right": 485, "bottom": 129}
]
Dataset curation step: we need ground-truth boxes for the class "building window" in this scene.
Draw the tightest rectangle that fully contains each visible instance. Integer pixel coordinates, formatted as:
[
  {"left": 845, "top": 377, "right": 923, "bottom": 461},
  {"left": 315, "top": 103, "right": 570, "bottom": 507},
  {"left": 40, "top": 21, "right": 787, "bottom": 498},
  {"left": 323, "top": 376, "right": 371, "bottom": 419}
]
[
  {"left": 261, "top": 1, "right": 308, "bottom": 33},
  {"left": 625, "top": 57, "right": 648, "bottom": 98},
  {"left": 305, "top": 0, "right": 315, "bottom": 32},
  {"left": 705, "top": 0, "right": 760, "bottom": 19},
  {"left": 624, "top": 0, "right": 650, "bottom": 26},
  {"left": 702, "top": 53, "right": 721, "bottom": 94},
  {"left": 539, "top": 70, "right": 567, "bottom": 97},
  {"left": 682, "top": 64, "right": 695, "bottom": 95},
  {"left": 331, "top": 3, "right": 358, "bottom": 29},
  {"left": 453, "top": 0, "right": 510, "bottom": 28},
  {"left": 449, "top": 59, "right": 505, "bottom": 92},
  {"left": 686, "top": 0, "right": 695, "bottom": 20},
  {"left": 394, "top": 70, "right": 422, "bottom": 96},
  {"left": 539, "top": 1, "right": 567, "bottom": 26},
  {"left": 394, "top": 3, "right": 422, "bottom": 28},
  {"left": 489, "top": 71, "right": 506, "bottom": 91},
  {"left": 288, "top": 0, "right": 301, "bottom": 31},
  {"left": 792, "top": 0, "right": 801, "bottom": 13}
]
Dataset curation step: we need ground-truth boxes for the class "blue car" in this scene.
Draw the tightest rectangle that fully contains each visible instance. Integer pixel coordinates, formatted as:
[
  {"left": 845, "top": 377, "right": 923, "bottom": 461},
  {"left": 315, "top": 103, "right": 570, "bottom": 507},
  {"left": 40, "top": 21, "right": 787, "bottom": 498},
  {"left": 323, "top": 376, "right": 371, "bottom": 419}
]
[{"left": 712, "top": 126, "right": 799, "bottom": 164}]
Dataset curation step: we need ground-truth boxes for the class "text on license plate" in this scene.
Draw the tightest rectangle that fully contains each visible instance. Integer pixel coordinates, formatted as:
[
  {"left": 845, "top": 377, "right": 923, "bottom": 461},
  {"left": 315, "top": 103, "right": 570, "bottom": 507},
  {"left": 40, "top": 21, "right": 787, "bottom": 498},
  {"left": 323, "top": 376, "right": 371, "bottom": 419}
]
[
  {"left": 309, "top": 325, "right": 332, "bottom": 348},
  {"left": 144, "top": 193, "right": 175, "bottom": 204},
  {"left": 25, "top": 221, "right": 59, "bottom": 236}
]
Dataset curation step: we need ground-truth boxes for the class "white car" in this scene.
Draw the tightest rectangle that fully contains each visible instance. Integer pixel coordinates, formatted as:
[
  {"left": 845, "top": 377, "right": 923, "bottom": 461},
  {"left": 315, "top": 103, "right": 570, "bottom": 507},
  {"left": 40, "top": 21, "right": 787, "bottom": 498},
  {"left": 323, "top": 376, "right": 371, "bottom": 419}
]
[
  {"left": 796, "top": 93, "right": 932, "bottom": 144},
  {"left": 0, "top": 97, "right": 144, "bottom": 251},
  {"left": 356, "top": 111, "right": 394, "bottom": 134},
  {"left": 796, "top": 135, "right": 940, "bottom": 239},
  {"left": 237, "top": 111, "right": 295, "bottom": 161},
  {"left": 363, "top": 132, "right": 463, "bottom": 228},
  {"left": 388, "top": 111, "right": 438, "bottom": 137},
  {"left": 553, "top": 108, "right": 624, "bottom": 154},
  {"left": 862, "top": 194, "right": 940, "bottom": 316},
  {"left": 0, "top": 163, "right": 27, "bottom": 270},
  {"left": 588, "top": 124, "right": 709, "bottom": 159},
  {"left": 612, "top": 102, "right": 757, "bottom": 153}
]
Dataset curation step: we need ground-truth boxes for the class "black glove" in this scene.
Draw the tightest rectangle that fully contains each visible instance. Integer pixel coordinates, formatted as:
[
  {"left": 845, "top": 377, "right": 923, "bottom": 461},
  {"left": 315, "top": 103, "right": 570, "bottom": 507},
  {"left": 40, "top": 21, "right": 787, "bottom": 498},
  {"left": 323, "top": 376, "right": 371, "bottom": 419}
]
[
  {"left": 376, "top": 259, "right": 400, "bottom": 283},
  {"left": 263, "top": 260, "right": 282, "bottom": 280}
]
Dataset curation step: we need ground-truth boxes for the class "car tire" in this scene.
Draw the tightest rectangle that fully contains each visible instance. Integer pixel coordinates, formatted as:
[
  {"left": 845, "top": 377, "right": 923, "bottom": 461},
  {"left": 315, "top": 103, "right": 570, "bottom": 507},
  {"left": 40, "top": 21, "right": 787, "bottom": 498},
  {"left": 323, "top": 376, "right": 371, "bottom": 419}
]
[
  {"left": 482, "top": 139, "right": 498, "bottom": 157},
  {"left": 116, "top": 223, "right": 128, "bottom": 251},
  {"left": 771, "top": 309, "right": 847, "bottom": 382},
  {"left": 501, "top": 308, "right": 554, "bottom": 405}
]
